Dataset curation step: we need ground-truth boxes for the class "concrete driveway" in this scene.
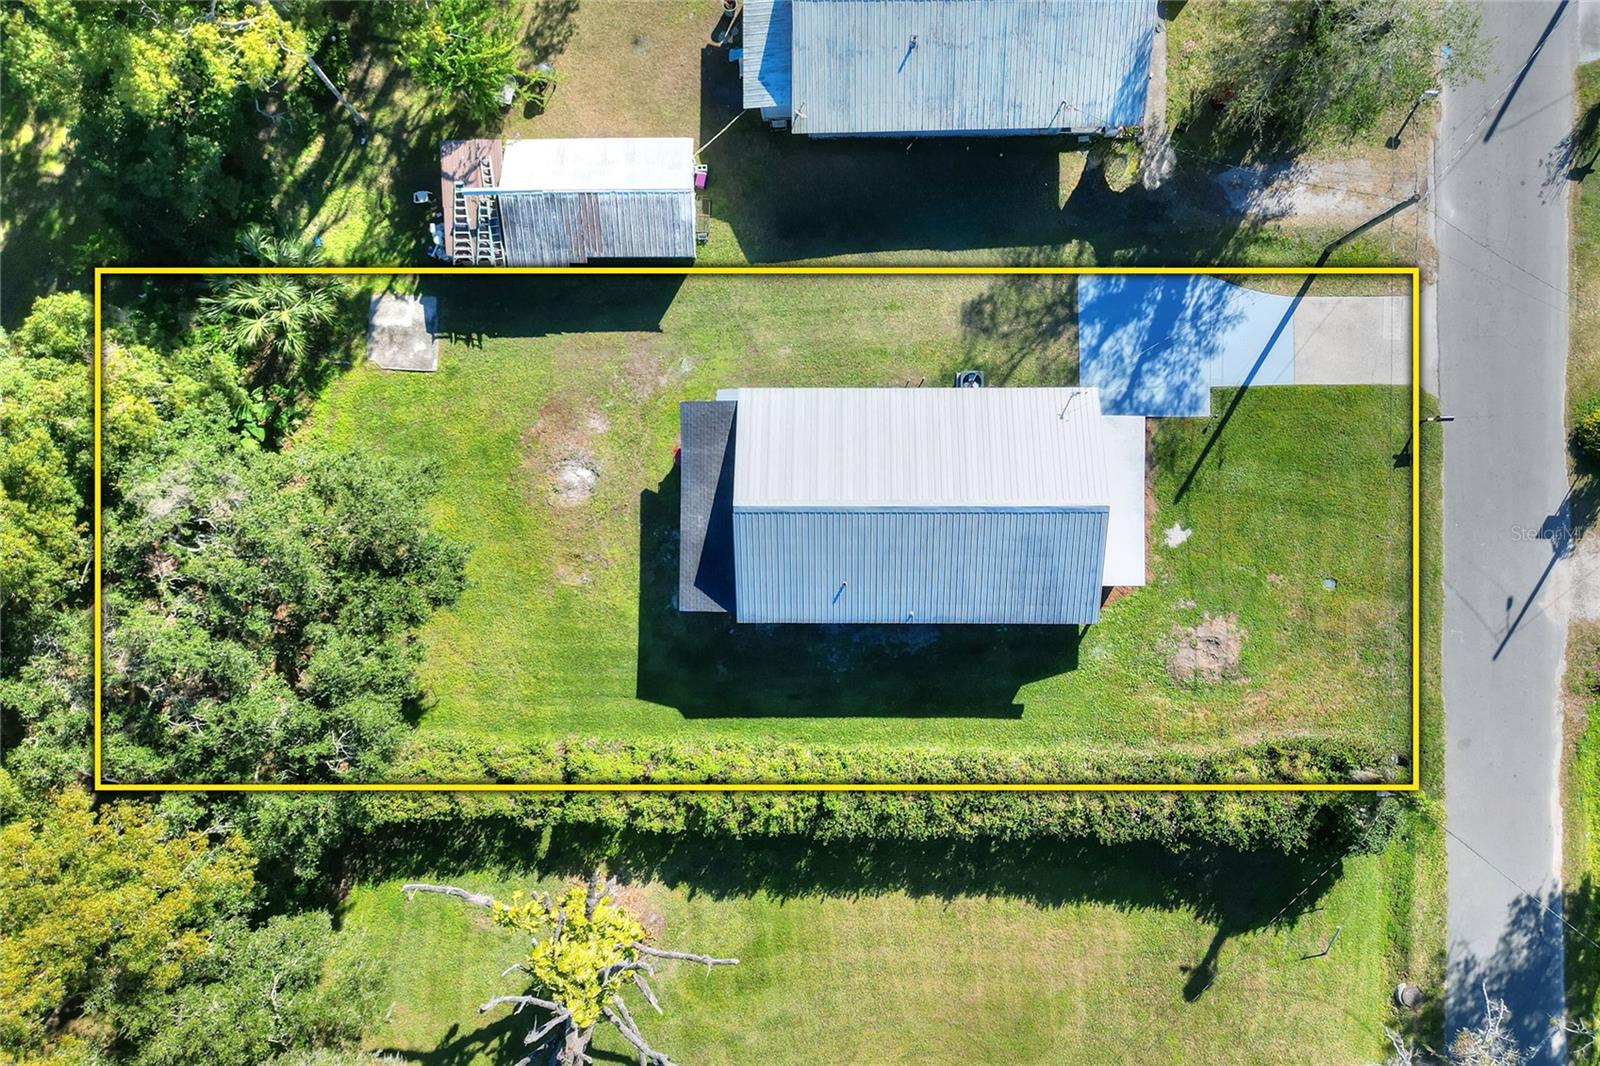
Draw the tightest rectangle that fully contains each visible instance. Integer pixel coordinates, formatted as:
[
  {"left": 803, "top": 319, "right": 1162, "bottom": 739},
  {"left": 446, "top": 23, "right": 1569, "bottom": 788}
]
[{"left": 1077, "top": 275, "right": 1410, "bottom": 417}]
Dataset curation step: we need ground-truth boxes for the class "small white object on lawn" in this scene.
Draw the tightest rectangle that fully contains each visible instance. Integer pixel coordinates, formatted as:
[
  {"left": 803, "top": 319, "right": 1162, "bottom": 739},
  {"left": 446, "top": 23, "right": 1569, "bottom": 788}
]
[{"left": 1163, "top": 522, "right": 1191, "bottom": 548}]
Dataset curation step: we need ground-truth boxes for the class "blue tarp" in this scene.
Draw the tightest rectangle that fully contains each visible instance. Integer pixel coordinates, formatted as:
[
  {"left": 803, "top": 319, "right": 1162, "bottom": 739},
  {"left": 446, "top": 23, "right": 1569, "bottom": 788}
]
[{"left": 1077, "top": 275, "right": 1298, "bottom": 417}]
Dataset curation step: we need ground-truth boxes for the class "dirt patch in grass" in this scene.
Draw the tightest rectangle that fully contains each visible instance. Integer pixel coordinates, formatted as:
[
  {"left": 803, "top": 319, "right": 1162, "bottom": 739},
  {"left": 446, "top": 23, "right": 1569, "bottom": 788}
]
[
  {"left": 521, "top": 391, "right": 613, "bottom": 583},
  {"left": 1168, "top": 614, "right": 1245, "bottom": 684},
  {"left": 611, "top": 881, "right": 667, "bottom": 941},
  {"left": 618, "top": 338, "right": 679, "bottom": 401},
  {"left": 524, "top": 392, "right": 604, "bottom": 505},
  {"left": 551, "top": 459, "right": 599, "bottom": 506}
]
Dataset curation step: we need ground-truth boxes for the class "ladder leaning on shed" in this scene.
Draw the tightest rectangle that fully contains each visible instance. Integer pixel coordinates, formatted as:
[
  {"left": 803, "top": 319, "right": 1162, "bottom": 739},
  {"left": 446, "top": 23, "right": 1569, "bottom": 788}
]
[{"left": 450, "top": 180, "right": 473, "bottom": 266}]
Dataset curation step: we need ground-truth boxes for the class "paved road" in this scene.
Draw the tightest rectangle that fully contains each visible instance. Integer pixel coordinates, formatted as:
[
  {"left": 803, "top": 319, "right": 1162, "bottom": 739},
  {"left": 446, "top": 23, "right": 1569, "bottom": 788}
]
[{"left": 1437, "top": 2, "right": 1579, "bottom": 1060}]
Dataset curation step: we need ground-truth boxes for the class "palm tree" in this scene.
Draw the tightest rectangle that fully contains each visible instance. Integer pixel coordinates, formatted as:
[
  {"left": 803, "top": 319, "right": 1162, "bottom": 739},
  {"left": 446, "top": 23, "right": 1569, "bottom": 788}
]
[
  {"left": 206, "top": 273, "right": 338, "bottom": 383},
  {"left": 203, "top": 227, "right": 345, "bottom": 446}
]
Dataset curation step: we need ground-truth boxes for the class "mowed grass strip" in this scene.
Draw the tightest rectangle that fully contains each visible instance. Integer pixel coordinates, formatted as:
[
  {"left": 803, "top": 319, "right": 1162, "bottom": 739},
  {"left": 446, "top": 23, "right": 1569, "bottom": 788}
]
[
  {"left": 345, "top": 834, "right": 1403, "bottom": 1066},
  {"left": 307, "top": 274, "right": 1411, "bottom": 759}
]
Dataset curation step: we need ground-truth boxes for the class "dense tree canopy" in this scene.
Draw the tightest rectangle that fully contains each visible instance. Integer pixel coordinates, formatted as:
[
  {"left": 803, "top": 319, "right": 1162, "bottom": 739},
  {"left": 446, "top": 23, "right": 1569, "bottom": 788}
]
[
  {"left": 391, "top": 0, "right": 522, "bottom": 121},
  {"left": 2, "top": 0, "right": 323, "bottom": 262},
  {"left": 123, "top": 910, "right": 381, "bottom": 1066},
  {"left": 103, "top": 444, "right": 466, "bottom": 783},
  {"left": 1, "top": 269, "right": 465, "bottom": 790},
  {"left": 1184, "top": 0, "right": 1487, "bottom": 149},
  {"left": 0, "top": 783, "right": 381, "bottom": 1063},
  {"left": 0, "top": 786, "right": 254, "bottom": 1057},
  {"left": 0, "top": 293, "right": 95, "bottom": 651}
]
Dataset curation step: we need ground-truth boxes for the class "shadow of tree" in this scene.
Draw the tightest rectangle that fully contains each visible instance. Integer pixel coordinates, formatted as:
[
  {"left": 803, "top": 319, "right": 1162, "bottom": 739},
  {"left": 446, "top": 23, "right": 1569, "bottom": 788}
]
[
  {"left": 956, "top": 261, "right": 1079, "bottom": 386},
  {"left": 374, "top": 1009, "right": 523, "bottom": 1066},
  {"left": 1446, "top": 885, "right": 1570, "bottom": 1064},
  {"left": 1567, "top": 874, "right": 1600, "bottom": 1058},
  {"left": 523, "top": 0, "right": 580, "bottom": 64},
  {"left": 1544, "top": 96, "right": 1600, "bottom": 191}
]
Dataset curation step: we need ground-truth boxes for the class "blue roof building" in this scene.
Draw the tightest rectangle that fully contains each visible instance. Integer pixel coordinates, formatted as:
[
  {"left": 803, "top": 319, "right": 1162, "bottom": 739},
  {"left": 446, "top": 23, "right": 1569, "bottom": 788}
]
[
  {"left": 679, "top": 387, "right": 1121, "bottom": 625},
  {"left": 738, "top": 0, "right": 1157, "bottom": 136}
]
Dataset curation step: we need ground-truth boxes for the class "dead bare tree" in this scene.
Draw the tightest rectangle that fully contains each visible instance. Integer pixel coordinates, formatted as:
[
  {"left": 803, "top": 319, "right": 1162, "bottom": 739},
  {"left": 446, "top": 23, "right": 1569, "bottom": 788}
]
[{"left": 404, "top": 870, "right": 736, "bottom": 1066}]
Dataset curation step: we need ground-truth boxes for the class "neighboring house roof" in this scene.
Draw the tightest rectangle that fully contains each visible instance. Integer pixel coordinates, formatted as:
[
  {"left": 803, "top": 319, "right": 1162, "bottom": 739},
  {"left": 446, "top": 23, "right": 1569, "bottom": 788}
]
[
  {"left": 694, "top": 387, "right": 1112, "bottom": 625},
  {"left": 493, "top": 191, "right": 696, "bottom": 265},
  {"left": 447, "top": 138, "right": 697, "bottom": 265},
  {"left": 741, "top": 0, "right": 1155, "bottom": 135}
]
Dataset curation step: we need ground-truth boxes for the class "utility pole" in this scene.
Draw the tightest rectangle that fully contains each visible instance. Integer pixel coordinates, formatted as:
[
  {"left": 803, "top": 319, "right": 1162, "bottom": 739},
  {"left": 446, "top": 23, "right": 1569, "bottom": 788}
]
[{"left": 265, "top": 0, "right": 369, "bottom": 136}]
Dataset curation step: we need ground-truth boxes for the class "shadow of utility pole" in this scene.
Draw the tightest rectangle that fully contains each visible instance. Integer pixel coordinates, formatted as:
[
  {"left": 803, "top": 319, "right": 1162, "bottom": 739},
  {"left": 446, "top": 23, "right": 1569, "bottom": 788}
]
[{"left": 1172, "top": 193, "right": 1421, "bottom": 503}]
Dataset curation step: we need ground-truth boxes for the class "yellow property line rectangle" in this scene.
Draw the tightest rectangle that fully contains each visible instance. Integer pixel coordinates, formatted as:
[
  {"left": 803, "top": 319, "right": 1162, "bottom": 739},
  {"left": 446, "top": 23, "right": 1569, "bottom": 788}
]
[{"left": 92, "top": 265, "right": 1423, "bottom": 794}]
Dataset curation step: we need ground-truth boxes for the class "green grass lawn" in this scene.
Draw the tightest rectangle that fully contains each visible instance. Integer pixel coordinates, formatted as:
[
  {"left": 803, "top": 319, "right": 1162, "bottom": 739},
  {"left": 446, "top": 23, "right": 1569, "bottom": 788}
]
[
  {"left": 340, "top": 828, "right": 1424, "bottom": 1066},
  {"left": 1565, "top": 623, "right": 1600, "bottom": 1048},
  {"left": 1565, "top": 61, "right": 1600, "bottom": 1054},
  {"left": 1567, "top": 62, "right": 1600, "bottom": 425},
  {"left": 304, "top": 273, "right": 1412, "bottom": 766}
]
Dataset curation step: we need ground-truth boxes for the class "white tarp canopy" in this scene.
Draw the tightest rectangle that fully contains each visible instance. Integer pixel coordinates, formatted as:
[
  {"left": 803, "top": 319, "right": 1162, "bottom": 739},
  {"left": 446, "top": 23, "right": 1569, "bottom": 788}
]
[{"left": 491, "top": 137, "right": 695, "bottom": 193}]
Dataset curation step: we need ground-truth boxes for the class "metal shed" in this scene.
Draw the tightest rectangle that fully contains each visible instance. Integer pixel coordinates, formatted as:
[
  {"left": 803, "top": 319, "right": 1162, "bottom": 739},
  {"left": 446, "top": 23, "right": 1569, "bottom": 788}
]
[
  {"left": 738, "top": 0, "right": 1156, "bottom": 136},
  {"left": 681, "top": 387, "right": 1114, "bottom": 625},
  {"left": 450, "top": 138, "right": 698, "bottom": 265}
]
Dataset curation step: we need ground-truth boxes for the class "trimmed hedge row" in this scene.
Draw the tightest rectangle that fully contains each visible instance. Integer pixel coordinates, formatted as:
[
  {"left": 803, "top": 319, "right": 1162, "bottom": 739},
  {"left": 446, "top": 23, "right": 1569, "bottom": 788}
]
[
  {"left": 387, "top": 732, "right": 1401, "bottom": 787},
  {"left": 346, "top": 734, "right": 1408, "bottom": 856}
]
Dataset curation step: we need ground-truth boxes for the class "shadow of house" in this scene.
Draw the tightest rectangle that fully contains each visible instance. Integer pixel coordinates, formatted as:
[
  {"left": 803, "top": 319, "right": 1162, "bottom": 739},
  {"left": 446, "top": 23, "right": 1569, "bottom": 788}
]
[
  {"left": 697, "top": 46, "right": 1067, "bottom": 261},
  {"left": 634, "top": 466, "right": 1079, "bottom": 718}
]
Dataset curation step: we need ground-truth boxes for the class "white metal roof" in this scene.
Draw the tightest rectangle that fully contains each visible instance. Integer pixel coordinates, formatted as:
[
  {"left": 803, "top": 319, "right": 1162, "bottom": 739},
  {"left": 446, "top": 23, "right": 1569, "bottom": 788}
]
[
  {"left": 731, "top": 387, "right": 1110, "bottom": 509},
  {"left": 1100, "top": 414, "right": 1147, "bottom": 587},
  {"left": 492, "top": 138, "right": 695, "bottom": 193}
]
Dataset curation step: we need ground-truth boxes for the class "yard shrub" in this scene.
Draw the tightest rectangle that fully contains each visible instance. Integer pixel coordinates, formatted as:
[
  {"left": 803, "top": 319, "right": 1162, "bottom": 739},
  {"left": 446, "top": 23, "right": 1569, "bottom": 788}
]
[
  {"left": 389, "top": 733, "right": 1397, "bottom": 788},
  {"left": 1574, "top": 394, "right": 1600, "bottom": 466},
  {"left": 390, "top": 0, "right": 521, "bottom": 121}
]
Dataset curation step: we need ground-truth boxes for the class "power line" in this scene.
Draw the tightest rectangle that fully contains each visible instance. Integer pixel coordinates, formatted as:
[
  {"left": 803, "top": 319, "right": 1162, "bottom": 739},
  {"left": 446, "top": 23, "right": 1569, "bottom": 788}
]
[{"left": 1443, "top": 823, "right": 1600, "bottom": 955}]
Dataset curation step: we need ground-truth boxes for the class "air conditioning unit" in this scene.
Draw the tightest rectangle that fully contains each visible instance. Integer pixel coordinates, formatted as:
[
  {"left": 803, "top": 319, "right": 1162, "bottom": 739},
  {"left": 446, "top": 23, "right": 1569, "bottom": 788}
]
[{"left": 953, "top": 370, "right": 985, "bottom": 388}]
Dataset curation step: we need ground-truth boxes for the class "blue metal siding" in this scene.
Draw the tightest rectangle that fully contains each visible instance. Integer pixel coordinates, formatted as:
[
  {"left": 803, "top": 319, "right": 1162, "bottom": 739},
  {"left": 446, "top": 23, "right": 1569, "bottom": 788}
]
[
  {"left": 732, "top": 507, "right": 1107, "bottom": 624},
  {"left": 741, "top": 0, "right": 794, "bottom": 111},
  {"left": 783, "top": 0, "right": 1155, "bottom": 135}
]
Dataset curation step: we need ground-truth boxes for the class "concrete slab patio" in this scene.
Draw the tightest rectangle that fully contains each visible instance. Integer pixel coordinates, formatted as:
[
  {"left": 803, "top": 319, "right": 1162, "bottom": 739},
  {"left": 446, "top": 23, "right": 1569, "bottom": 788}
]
[
  {"left": 366, "top": 294, "right": 440, "bottom": 372},
  {"left": 1292, "top": 294, "right": 1410, "bottom": 386}
]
